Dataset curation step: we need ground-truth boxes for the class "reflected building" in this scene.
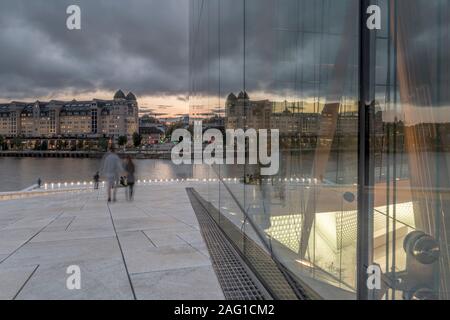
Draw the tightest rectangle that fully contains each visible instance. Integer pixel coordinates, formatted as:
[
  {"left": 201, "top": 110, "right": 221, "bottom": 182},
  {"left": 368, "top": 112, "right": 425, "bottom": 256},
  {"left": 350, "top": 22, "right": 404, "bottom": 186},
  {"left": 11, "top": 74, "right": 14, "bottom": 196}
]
[
  {"left": 225, "top": 92, "right": 272, "bottom": 130},
  {"left": 190, "top": 0, "right": 449, "bottom": 300},
  {"left": 225, "top": 92, "right": 361, "bottom": 150}
]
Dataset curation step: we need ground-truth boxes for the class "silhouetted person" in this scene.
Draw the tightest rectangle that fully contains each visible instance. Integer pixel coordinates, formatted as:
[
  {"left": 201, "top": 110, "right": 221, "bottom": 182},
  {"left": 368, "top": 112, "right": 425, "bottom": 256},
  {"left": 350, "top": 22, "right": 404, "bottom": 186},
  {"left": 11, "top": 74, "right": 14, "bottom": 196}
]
[
  {"left": 100, "top": 146, "right": 123, "bottom": 202},
  {"left": 37, "top": 178, "right": 42, "bottom": 189},
  {"left": 93, "top": 171, "right": 100, "bottom": 190},
  {"left": 124, "top": 156, "right": 136, "bottom": 201}
]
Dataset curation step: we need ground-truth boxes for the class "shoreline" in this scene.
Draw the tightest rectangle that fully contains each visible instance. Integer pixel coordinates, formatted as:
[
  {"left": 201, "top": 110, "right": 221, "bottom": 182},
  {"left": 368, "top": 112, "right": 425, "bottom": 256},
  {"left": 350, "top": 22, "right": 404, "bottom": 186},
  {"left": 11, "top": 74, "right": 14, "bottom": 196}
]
[{"left": 0, "top": 150, "right": 172, "bottom": 159}]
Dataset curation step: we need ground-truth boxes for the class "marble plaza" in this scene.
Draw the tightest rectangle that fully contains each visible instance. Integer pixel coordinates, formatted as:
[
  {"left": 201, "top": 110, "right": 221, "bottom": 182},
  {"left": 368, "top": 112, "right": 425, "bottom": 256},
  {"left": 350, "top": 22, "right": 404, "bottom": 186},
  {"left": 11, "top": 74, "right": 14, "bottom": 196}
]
[{"left": 0, "top": 183, "right": 224, "bottom": 300}]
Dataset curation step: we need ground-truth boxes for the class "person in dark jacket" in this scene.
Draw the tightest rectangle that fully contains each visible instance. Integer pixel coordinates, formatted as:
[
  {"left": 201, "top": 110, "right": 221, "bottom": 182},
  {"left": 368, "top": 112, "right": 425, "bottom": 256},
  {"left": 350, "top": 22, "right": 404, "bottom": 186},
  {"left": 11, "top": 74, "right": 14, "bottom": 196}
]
[
  {"left": 93, "top": 172, "right": 100, "bottom": 190},
  {"left": 124, "top": 156, "right": 136, "bottom": 201}
]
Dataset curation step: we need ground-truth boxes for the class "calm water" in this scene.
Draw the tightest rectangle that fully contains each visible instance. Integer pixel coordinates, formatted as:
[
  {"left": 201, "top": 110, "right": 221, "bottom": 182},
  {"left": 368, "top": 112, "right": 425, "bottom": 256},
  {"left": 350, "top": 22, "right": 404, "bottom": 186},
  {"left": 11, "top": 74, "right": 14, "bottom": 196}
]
[
  {"left": 0, "top": 158, "right": 210, "bottom": 192},
  {"left": 0, "top": 152, "right": 358, "bottom": 192}
]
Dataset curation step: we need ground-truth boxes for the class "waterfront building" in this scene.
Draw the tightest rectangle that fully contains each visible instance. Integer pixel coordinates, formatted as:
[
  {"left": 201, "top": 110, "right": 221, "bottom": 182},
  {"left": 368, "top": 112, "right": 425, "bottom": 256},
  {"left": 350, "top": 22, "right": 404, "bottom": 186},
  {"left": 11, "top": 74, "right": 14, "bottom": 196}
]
[{"left": 0, "top": 90, "right": 139, "bottom": 143}]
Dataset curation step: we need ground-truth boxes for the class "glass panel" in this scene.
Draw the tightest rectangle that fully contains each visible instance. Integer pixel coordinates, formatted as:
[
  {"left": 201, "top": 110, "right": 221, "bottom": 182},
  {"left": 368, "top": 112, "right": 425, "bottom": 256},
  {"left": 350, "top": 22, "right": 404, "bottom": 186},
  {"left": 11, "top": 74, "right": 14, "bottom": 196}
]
[
  {"left": 190, "top": 0, "right": 450, "bottom": 300},
  {"left": 190, "top": 0, "right": 360, "bottom": 299},
  {"left": 371, "top": 0, "right": 450, "bottom": 300}
]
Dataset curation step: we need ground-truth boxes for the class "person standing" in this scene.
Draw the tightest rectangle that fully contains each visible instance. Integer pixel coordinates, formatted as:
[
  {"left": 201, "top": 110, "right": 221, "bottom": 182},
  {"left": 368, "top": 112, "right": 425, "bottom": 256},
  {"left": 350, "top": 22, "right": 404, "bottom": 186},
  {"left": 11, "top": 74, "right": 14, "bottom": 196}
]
[
  {"left": 93, "top": 171, "right": 100, "bottom": 190},
  {"left": 100, "top": 146, "right": 123, "bottom": 202},
  {"left": 124, "top": 156, "right": 136, "bottom": 201}
]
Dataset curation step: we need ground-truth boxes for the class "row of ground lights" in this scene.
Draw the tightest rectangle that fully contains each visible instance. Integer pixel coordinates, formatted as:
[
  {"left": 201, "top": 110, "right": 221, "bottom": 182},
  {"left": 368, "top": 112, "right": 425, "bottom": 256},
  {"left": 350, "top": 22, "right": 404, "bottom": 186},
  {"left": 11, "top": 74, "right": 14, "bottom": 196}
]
[{"left": 42, "top": 177, "right": 336, "bottom": 190}]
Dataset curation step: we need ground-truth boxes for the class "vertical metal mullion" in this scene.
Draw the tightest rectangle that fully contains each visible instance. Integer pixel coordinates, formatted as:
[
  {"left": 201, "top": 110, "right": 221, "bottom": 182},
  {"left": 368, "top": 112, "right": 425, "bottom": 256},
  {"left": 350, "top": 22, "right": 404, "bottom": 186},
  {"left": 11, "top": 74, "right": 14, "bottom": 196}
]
[
  {"left": 218, "top": 0, "right": 222, "bottom": 226},
  {"left": 357, "top": 0, "right": 376, "bottom": 300},
  {"left": 242, "top": 0, "right": 247, "bottom": 256}
]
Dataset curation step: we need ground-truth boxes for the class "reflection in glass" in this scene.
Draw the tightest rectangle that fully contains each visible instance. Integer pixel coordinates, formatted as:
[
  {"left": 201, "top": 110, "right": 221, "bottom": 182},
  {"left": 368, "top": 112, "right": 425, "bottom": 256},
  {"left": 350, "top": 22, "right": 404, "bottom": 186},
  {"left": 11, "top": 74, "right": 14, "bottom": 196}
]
[
  {"left": 372, "top": 0, "right": 450, "bottom": 300},
  {"left": 189, "top": 0, "right": 450, "bottom": 300}
]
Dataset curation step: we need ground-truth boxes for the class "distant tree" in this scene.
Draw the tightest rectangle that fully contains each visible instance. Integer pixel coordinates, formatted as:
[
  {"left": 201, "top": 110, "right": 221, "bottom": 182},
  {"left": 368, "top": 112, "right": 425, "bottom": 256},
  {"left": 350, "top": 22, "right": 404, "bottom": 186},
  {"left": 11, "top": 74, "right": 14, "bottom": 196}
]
[
  {"left": 87, "top": 140, "right": 94, "bottom": 151},
  {"left": 70, "top": 140, "right": 76, "bottom": 151},
  {"left": 0, "top": 136, "right": 8, "bottom": 150},
  {"left": 132, "top": 132, "right": 142, "bottom": 148},
  {"left": 13, "top": 137, "right": 22, "bottom": 149},
  {"left": 98, "top": 137, "right": 109, "bottom": 152},
  {"left": 34, "top": 140, "right": 41, "bottom": 151},
  {"left": 118, "top": 135, "right": 128, "bottom": 148},
  {"left": 41, "top": 140, "right": 48, "bottom": 151},
  {"left": 56, "top": 140, "right": 63, "bottom": 150}
]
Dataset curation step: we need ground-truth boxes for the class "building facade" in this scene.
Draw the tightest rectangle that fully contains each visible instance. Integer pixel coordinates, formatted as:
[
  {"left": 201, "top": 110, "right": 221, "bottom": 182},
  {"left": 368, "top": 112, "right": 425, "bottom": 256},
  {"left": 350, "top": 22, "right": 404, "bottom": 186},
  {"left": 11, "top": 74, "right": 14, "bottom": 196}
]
[
  {"left": 190, "top": 0, "right": 450, "bottom": 300},
  {"left": 225, "top": 92, "right": 360, "bottom": 148},
  {"left": 0, "top": 90, "right": 139, "bottom": 141}
]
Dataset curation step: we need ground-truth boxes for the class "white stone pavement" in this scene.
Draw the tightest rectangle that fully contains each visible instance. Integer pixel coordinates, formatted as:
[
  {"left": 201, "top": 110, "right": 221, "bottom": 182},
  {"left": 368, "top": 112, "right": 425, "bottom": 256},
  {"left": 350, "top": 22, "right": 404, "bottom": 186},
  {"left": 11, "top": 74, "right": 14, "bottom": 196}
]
[{"left": 0, "top": 183, "right": 225, "bottom": 300}]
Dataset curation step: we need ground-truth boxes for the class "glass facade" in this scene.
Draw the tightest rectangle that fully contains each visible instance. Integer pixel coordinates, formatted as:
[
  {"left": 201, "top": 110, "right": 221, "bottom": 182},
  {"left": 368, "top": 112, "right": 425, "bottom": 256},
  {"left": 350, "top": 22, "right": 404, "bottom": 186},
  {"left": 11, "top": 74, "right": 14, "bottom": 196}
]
[{"left": 189, "top": 0, "right": 450, "bottom": 300}]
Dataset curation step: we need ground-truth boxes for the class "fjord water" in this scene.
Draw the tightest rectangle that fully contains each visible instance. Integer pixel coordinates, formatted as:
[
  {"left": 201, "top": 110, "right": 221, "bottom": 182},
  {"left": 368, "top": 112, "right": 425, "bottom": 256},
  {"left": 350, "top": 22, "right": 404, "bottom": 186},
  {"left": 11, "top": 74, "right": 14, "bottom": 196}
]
[
  {"left": 0, "top": 151, "right": 362, "bottom": 192},
  {"left": 0, "top": 158, "right": 201, "bottom": 192}
]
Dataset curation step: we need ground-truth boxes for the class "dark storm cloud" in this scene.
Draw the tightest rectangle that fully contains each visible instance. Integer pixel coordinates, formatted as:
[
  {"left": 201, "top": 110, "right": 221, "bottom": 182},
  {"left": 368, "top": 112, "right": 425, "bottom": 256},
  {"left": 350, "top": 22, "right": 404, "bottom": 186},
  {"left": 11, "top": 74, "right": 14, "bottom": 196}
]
[
  {"left": 2, "top": 0, "right": 447, "bottom": 107},
  {"left": 0, "top": 0, "right": 188, "bottom": 100},
  {"left": 190, "top": 0, "right": 360, "bottom": 100},
  {"left": 191, "top": 0, "right": 449, "bottom": 107}
]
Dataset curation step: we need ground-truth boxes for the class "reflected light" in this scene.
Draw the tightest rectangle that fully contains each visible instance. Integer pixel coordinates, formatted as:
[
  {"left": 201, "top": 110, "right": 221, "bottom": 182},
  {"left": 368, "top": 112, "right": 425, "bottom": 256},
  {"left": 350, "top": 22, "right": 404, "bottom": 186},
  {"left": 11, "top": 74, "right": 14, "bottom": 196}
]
[{"left": 296, "top": 259, "right": 315, "bottom": 269}]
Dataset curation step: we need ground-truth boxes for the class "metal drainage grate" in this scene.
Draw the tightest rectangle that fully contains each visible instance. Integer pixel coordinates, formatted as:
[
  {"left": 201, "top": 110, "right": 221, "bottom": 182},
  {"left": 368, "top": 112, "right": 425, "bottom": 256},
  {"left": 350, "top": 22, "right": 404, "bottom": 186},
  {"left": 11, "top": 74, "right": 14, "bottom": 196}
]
[{"left": 187, "top": 189, "right": 269, "bottom": 300}]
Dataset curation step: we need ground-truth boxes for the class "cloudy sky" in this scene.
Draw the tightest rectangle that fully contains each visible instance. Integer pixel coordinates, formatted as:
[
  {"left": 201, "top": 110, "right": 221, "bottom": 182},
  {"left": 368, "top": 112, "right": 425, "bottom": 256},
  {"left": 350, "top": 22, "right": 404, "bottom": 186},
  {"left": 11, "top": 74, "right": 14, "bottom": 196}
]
[
  {"left": 0, "top": 0, "right": 189, "bottom": 116},
  {"left": 1, "top": 0, "right": 448, "bottom": 123},
  {"left": 189, "top": 0, "right": 450, "bottom": 124}
]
